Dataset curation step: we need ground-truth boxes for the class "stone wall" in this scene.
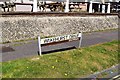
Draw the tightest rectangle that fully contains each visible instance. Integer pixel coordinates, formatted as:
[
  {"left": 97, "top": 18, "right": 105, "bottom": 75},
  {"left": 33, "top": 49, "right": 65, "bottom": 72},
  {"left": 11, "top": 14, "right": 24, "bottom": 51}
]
[{"left": 1, "top": 15, "right": 118, "bottom": 43}]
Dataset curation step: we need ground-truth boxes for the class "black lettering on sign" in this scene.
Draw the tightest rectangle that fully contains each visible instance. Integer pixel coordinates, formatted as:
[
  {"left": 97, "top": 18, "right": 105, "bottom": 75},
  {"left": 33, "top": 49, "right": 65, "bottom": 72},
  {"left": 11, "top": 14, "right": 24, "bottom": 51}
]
[
  {"left": 44, "top": 39, "right": 49, "bottom": 44},
  {"left": 41, "top": 33, "right": 80, "bottom": 44},
  {"left": 60, "top": 36, "right": 65, "bottom": 41},
  {"left": 64, "top": 35, "right": 68, "bottom": 40},
  {"left": 55, "top": 37, "right": 60, "bottom": 41},
  {"left": 52, "top": 37, "right": 59, "bottom": 42},
  {"left": 50, "top": 38, "right": 53, "bottom": 42},
  {"left": 52, "top": 37, "right": 55, "bottom": 42},
  {"left": 69, "top": 34, "right": 77, "bottom": 39}
]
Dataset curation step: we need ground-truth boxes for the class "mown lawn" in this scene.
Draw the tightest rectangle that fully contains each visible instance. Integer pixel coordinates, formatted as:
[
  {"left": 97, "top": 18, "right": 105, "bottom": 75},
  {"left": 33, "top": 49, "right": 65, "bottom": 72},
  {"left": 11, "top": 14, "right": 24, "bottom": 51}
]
[{"left": 2, "top": 40, "right": 119, "bottom": 78}]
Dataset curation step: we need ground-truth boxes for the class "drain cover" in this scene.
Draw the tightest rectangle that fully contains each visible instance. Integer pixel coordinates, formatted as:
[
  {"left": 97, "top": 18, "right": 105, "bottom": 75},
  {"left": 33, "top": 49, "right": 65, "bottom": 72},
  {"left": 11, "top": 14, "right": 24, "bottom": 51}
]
[{"left": 1, "top": 46, "right": 15, "bottom": 53}]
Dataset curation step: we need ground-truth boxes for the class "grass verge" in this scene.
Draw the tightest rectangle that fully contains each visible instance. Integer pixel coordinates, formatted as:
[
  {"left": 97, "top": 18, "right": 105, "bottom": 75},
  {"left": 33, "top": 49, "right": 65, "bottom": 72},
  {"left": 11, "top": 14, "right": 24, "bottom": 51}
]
[{"left": 2, "top": 40, "right": 119, "bottom": 78}]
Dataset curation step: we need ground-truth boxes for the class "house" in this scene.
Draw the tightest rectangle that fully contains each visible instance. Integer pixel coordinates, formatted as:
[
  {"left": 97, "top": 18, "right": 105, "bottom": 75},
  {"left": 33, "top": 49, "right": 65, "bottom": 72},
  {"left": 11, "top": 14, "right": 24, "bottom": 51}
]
[{"left": 0, "top": 0, "right": 119, "bottom": 12}]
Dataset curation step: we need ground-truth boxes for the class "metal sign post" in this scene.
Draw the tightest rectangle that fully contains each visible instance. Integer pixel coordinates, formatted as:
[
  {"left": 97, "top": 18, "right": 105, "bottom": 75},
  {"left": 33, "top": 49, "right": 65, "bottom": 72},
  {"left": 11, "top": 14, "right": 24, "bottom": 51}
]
[
  {"left": 38, "top": 36, "right": 42, "bottom": 56},
  {"left": 78, "top": 32, "right": 82, "bottom": 48}
]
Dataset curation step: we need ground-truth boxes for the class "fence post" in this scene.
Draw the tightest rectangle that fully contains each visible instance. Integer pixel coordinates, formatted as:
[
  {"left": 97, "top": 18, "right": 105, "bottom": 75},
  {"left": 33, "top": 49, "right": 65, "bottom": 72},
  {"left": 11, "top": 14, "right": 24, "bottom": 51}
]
[
  {"left": 107, "top": 3, "right": 110, "bottom": 13},
  {"left": 65, "top": 0, "right": 69, "bottom": 12},
  {"left": 38, "top": 36, "right": 42, "bottom": 56},
  {"left": 89, "top": 1, "right": 93, "bottom": 13},
  {"left": 33, "top": 0, "right": 38, "bottom": 12}
]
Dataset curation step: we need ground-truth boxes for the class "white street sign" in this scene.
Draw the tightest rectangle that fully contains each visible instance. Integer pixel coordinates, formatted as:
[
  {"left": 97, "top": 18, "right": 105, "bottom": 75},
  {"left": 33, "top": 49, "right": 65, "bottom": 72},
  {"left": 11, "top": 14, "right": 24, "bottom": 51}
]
[{"left": 38, "top": 32, "right": 82, "bottom": 56}]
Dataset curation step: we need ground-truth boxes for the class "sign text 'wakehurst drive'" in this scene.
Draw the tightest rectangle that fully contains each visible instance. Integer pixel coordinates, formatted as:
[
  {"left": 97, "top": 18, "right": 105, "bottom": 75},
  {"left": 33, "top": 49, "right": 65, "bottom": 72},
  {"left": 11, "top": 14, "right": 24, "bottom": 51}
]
[
  {"left": 40, "top": 33, "right": 82, "bottom": 44},
  {"left": 38, "top": 32, "right": 82, "bottom": 55}
]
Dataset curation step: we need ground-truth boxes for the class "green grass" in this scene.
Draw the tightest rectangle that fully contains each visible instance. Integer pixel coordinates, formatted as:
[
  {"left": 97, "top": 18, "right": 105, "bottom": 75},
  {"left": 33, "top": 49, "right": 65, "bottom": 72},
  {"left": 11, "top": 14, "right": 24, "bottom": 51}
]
[{"left": 2, "top": 40, "right": 119, "bottom": 78}]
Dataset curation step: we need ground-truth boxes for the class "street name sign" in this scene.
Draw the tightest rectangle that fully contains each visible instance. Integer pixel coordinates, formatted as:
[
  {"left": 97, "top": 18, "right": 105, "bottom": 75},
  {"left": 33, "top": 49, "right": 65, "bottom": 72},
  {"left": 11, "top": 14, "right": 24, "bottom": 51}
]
[{"left": 38, "top": 32, "right": 82, "bottom": 55}]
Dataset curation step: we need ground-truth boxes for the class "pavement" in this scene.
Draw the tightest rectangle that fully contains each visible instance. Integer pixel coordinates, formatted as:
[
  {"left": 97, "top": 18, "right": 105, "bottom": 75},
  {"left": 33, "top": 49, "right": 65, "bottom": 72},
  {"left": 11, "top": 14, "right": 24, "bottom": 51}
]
[{"left": 1, "top": 30, "right": 118, "bottom": 62}]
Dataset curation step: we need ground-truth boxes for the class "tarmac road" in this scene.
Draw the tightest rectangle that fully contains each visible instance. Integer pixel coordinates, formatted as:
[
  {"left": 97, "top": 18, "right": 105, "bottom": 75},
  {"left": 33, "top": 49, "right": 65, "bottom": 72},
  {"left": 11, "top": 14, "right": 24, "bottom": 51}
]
[{"left": 1, "top": 30, "right": 118, "bottom": 62}]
